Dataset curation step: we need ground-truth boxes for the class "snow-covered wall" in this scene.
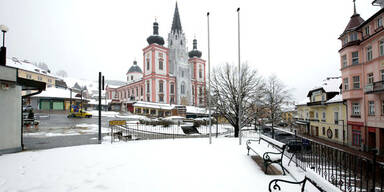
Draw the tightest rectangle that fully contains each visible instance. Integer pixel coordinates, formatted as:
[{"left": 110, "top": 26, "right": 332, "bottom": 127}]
[{"left": 0, "top": 69, "right": 22, "bottom": 154}]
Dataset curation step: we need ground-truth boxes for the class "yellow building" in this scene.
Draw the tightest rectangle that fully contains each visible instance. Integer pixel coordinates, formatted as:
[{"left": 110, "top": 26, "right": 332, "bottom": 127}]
[
  {"left": 7, "top": 57, "right": 56, "bottom": 88},
  {"left": 296, "top": 77, "right": 347, "bottom": 145}
]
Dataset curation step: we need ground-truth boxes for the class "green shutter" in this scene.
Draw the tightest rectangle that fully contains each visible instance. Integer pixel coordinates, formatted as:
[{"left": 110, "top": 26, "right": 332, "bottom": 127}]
[
  {"left": 53, "top": 101, "right": 64, "bottom": 110},
  {"left": 40, "top": 101, "right": 50, "bottom": 110}
]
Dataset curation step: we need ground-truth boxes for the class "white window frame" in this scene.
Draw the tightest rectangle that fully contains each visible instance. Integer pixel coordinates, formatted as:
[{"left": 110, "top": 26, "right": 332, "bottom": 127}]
[
  {"left": 365, "top": 26, "right": 370, "bottom": 36},
  {"left": 368, "top": 73, "right": 374, "bottom": 84},
  {"left": 367, "top": 46, "right": 373, "bottom": 61},
  {"left": 342, "top": 55, "right": 347, "bottom": 68},
  {"left": 344, "top": 78, "right": 349, "bottom": 90},
  {"left": 380, "top": 40, "right": 384, "bottom": 56},
  {"left": 353, "top": 76, "right": 360, "bottom": 89},
  {"left": 352, "top": 51, "right": 359, "bottom": 65},
  {"left": 369, "top": 101, "right": 375, "bottom": 115},
  {"left": 378, "top": 17, "right": 383, "bottom": 28},
  {"left": 352, "top": 103, "right": 360, "bottom": 116}
]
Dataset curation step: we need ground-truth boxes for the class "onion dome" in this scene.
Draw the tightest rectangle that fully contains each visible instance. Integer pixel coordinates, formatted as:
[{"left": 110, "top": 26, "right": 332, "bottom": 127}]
[
  {"left": 127, "top": 60, "right": 142, "bottom": 73},
  {"left": 188, "top": 39, "right": 202, "bottom": 58},
  {"left": 147, "top": 21, "right": 164, "bottom": 45}
]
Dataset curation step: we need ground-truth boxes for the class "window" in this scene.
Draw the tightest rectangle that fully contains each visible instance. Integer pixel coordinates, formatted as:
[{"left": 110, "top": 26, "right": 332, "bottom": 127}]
[
  {"left": 170, "top": 96, "right": 174, "bottom": 104},
  {"left": 381, "top": 70, "right": 384, "bottom": 80},
  {"left": 365, "top": 26, "right": 370, "bottom": 36},
  {"left": 343, "top": 78, "right": 349, "bottom": 90},
  {"left": 334, "top": 111, "right": 339, "bottom": 124},
  {"left": 352, "top": 52, "right": 359, "bottom": 65},
  {"left": 315, "top": 112, "right": 319, "bottom": 119},
  {"left": 48, "top": 79, "right": 52, "bottom": 83},
  {"left": 147, "top": 81, "right": 150, "bottom": 92},
  {"left": 159, "top": 81, "right": 163, "bottom": 93},
  {"left": 322, "top": 127, "right": 325, "bottom": 135},
  {"left": 342, "top": 55, "right": 347, "bottom": 68},
  {"left": 322, "top": 112, "right": 326, "bottom": 122},
  {"left": 181, "top": 70, "right": 184, "bottom": 78},
  {"left": 147, "top": 96, "right": 150, "bottom": 101},
  {"left": 350, "top": 32, "right": 358, "bottom": 41},
  {"left": 367, "top": 46, "right": 373, "bottom": 61},
  {"left": 369, "top": 101, "right": 375, "bottom": 115},
  {"left": 352, "top": 103, "right": 360, "bottom": 116},
  {"left": 159, "top": 95, "right": 164, "bottom": 102},
  {"left": 141, "top": 86, "right": 143, "bottom": 96},
  {"left": 343, "top": 36, "right": 348, "bottom": 45},
  {"left": 199, "top": 98, "right": 203, "bottom": 104},
  {"left": 38, "top": 76, "right": 42, "bottom": 81},
  {"left": 170, "top": 83, "right": 174, "bottom": 94},
  {"left": 199, "top": 69, "right": 202, "bottom": 78},
  {"left": 192, "top": 85, "right": 194, "bottom": 95},
  {"left": 321, "top": 95, "right": 325, "bottom": 102},
  {"left": 146, "top": 58, "right": 150, "bottom": 70},
  {"left": 378, "top": 17, "right": 383, "bottom": 28},
  {"left": 353, "top": 76, "right": 360, "bottom": 89},
  {"left": 335, "top": 129, "right": 339, "bottom": 139},
  {"left": 180, "top": 40, "right": 183, "bottom": 45},
  {"left": 136, "top": 87, "right": 138, "bottom": 97},
  {"left": 368, "top": 73, "right": 374, "bottom": 84},
  {"left": 380, "top": 40, "right": 384, "bottom": 56},
  {"left": 199, "top": 87, "right": 203, "bottom": 96},
  {"left": 181, "top": 82, "right": 185, "bottom": 94},
  {"left": 159, "top": 59, "right": 163, "bottom": 70},
  {"left": 131, "top": 76, "right": 133, "bottom": 80},
  {"left": 382, "top": 100, "right": 384, "bottom": 115}
]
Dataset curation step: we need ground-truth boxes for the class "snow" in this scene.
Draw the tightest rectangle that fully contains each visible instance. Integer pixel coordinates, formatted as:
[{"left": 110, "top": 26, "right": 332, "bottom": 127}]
[
  {"left": 0, "top": 138, "right": 301, "bottom": 192},
  {"left": 326, "top": 94, "right": 343, "bottom": 104},
  {"left": 133, "top": 101, "right": 176, "bottom": 110},
  {"left": 23, "top": 123, "right": 110, "bottom": 137},
  {"left": 87, "top": 99, "right": 111, "bottom": 105},
  {"left": 186, "top": 105, "right": 208, "bottom": 114},
  {"left": 115, "top": 114, "right": 150, "bottom": 121},
  {"left": 88, "top": 110, "right": 119, "bottom": 117},
  {"left": 260, "top": 135, "right": 285, "bottom": 148},
  {"left": 32, "top": 87, "right": 82, "bottom": 99},
  {"left": 306, "top": 169, "right": 342, "bottom": 192},
  {"left": 6, "top": 57, "right": 57, "bottom": 78}
]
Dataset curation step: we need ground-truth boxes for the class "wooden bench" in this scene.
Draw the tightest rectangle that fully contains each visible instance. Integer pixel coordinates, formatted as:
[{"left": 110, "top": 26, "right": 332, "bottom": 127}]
[
  {"left": 246, "top": 136, "right": 289, "bottom": 175},
  {"left": 268, "top": 168, "right": 342, "bottom": 192}
]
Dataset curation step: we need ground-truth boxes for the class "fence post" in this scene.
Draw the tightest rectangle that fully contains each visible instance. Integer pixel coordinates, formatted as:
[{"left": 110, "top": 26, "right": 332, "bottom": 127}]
[{"left": 371, "top": 149, "right": 377, "bottom": 192}]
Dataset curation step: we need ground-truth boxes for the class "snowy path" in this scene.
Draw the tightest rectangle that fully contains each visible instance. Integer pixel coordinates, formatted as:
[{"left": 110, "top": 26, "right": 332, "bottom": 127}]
[{"left": 0, "top": 138, "right": 301, "bottom": 192}]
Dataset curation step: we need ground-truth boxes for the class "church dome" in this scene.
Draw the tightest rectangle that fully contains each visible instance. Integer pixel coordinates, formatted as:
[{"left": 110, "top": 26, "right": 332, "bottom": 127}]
[
  {"left": 127, "top": 60, "right": 142, "bottom": 73},
  {"left": 188, "top": 39, "right": 202, "bottom": 58},
  {"left": 147, "top": 22, "right": 165, "bottom": 46}
]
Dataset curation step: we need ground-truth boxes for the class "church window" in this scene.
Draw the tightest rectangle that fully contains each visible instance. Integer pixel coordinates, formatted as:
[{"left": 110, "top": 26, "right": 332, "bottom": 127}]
[
  {"left": 170, "top": 83, "right": 174, "bottom": 94},
  {"left": 181, "top": 70, "right": 184, "bottom": 77},
  {"left": 180, "top": 40, "right": 183, "bottom": 45},
  {"left": 170, "top": 40, "right": 172, "bottom": 46},
  {"left": 199, "top": 69, "right": 202, "bottom": 79},
  {"left": 199, "top": 87, "right": 203, "bottom": 96},
  {"left": 147, "top": 58, "right": 150, "bottom": 70},
  {"left": 131, "top": 76, "right": 133, "bottom": 80},
  {"left": 147, "top": 81, "right": 150, "bottom": 92},
  {"left": 159, "top": 80, "right": 164, "bottom": 93},
  {"left": 141, "top": 86, "right": 143, "bottom": 96},
  {"left": 192, "top": 85, "right": 194, "bottom": 95},
  {"left": 159, "top": 95, "right": 164, "bottom": 102},
  {"left": 181, "top": 82, "right": 185, "bottom": 94},
  {"left": 136, "top": 87, "right": 139, "bottom": 96},
  {"left": 159, "top": 59, "right": 163, "bottom": 70}
]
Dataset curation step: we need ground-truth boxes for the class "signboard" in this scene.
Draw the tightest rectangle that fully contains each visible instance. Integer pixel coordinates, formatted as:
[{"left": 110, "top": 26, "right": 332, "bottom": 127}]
[{"left": 109, "top": 120, "right": 126, "bottom": 126}]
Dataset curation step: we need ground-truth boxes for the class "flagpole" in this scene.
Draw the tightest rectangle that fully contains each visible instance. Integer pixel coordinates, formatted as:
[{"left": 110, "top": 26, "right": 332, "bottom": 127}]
[
  {"left": 237, "top": 7, "right": 242, "bottom": 145},
  {"left": 207, "top": 12, "right": 212, "bottom": 144}
]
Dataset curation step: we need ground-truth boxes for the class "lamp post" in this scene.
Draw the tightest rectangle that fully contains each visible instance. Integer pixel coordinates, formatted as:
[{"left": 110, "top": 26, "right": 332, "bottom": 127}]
[
  {"left": 207, "top": 12, "right": 212, "bottom": 144},
  {"left": 237, "top": 7, "right": 242, "bottom": 145},
  {"left": 0, "top": 24, "right": 9, "bottom": 66}
]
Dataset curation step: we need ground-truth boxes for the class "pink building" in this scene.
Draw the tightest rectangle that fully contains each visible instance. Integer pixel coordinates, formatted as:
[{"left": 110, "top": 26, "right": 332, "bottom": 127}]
[
  {"left": 106, "top": 3, "right": 206, "bottom": 112},
  {"left": 339, "top": 1, "right": 384, "bottom": 153}
]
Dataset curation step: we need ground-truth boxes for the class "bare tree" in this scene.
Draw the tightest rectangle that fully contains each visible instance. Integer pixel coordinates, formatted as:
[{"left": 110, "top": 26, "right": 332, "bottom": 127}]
[
  {"left": 263, "top": 75, "right": 292, "bottom": 138},
  {"left": 56, "top": 70, "right": 68, "bottom": 78},
  {"left": 211, "top": 63, "right": 264, "bottom": 137}
]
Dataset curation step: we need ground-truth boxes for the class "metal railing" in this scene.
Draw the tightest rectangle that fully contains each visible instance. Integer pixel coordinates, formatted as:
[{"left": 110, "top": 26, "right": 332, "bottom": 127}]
[{"left": 256, "top": 127, "right": 382, "bottom": 192}]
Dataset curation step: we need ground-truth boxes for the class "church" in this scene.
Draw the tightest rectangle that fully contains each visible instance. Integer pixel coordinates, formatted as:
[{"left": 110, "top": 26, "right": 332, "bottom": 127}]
[{"left": 106, "top": 3, "right": 206, "bottom": 110}]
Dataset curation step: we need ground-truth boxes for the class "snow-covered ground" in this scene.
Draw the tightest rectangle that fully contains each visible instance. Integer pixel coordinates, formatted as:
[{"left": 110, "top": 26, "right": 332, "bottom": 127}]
[
  {"left": 24, "top": 123, "right": 109, "bottom": 137},
  {"left": 88, "top": 110, "right": 119, "bottom": 118},
  {"left": 0, "top": 138, "right": 305, "bottom": 192}
]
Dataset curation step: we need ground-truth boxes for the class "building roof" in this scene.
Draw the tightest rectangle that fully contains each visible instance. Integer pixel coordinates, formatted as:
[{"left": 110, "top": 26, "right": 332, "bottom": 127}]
[
  {"left": 326, "top": 94, "right": 343, "bottom": 104},
  {"left": 147, "top": 22, "right": 165, "bottom": 45},
  {"left": 133, "top": 101, "right": 176, "bottom": 110},
  {"left": 188, "top": 39, "right": 202, "bottom": 58},
  {"left": 127, "top": 61, "right": 142, "bottom": 73},
  {"left": 171, "top": 2, "right": 182, "bottom": 34},
  {"left": 307, "top": 77, "right": 341, "bottom": 97},
  {"left": 6, "top": 57, "right": 56, "bottom": 78},
  {"left": 186, "top": 106, "right": 208, "bottom": 114},
  {"left": 32, "top": 87, "right": 82, "bottom": 100}
]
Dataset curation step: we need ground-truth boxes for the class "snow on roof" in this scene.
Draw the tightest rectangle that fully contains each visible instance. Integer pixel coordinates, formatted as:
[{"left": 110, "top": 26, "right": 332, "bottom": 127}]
[
  {"left": 32, "top": 87, "right": 82, "bottom": 99},
  {"left": 6, "top": 57, "right": 56, "bottom": 78},
  {"left": 310, "top": 77, "right": 341, "bottom": 93},
  {"left": 64, "top": 77, "right": 99, "bottom": 91},
  {"left": 87, "top": 99, "right": 111, "bottom": 105},
  {"left": 186, "top": 106, "right": 208, "bottom": 114},
  {"left": 326, "top": 94, "right": 343, "bottom": 104},
  {"left": 133, "top": 101, "right": 176, "bottom": 110}
]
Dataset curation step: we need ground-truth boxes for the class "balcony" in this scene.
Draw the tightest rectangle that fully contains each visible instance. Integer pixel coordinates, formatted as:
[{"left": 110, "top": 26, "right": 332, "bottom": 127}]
[{"left": 365, "top": 81, "right": 384, "bottom": 94}]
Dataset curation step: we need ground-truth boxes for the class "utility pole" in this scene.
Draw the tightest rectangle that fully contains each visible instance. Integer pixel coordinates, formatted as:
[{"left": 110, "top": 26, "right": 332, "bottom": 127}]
[
  {"left": 98, "top": 72, "right": 104, "bottom": 144},
  {"left": 207, "top": 12, "right": 212, "bottom": 144}
]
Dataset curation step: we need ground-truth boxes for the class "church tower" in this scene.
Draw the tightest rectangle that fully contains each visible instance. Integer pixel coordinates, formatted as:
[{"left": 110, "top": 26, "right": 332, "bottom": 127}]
[{"left": 168, "top": 2, "right": 191, "bottom": 105}]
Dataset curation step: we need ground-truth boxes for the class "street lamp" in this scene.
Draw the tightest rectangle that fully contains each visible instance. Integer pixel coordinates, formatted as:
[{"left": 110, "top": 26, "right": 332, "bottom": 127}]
[{"left": 0, "top": 24, "right": 9, "bottom": 66}]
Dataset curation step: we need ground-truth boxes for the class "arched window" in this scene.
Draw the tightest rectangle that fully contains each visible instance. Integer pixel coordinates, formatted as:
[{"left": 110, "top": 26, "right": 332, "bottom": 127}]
[
  {"left": 170, "top": 83, "right": 174, "bottom": 94},
  {"left": 181, "top": 82, "right": 185, "bottom": 94}
]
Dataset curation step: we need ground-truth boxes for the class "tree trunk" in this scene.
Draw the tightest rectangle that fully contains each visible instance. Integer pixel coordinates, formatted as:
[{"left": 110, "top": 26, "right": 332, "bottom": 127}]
[{"left": 234, "top": 125, "right": 239, "bottom": 137}]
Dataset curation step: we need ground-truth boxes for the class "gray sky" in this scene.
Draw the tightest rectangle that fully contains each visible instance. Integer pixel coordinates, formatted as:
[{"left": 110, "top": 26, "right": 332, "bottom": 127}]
[{"left": 0, "top": 0, "right": 380, "bottom": 102}]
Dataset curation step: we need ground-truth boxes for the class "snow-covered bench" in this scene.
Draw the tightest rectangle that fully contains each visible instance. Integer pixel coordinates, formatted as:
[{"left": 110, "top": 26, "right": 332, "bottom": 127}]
[
  {"left": 246, "top": 135, "right": 288, "bottom": 175},
  {"left": 268, "top": 168, "right": 342, "bottom": 192}
]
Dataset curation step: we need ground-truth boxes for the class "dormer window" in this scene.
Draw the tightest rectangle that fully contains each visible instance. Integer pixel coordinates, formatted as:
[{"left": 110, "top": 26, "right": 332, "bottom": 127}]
[
  {"left": 343, "top": 36, "right": 348, "bottom": 45},
  {"left": 378, "top": 17, "right": 383, "bottom": 28},
  {"left": 365, "top": 26, "right": 370, "bottom": 36},
  {"left": 350, "top": 32, "right": 358, "bottom": 41}
]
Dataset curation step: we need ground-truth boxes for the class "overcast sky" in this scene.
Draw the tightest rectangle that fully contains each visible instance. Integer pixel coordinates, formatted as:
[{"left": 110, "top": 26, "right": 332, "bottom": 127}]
[{"left": 0, "top": 0, "right": 380, "bottom": 102}]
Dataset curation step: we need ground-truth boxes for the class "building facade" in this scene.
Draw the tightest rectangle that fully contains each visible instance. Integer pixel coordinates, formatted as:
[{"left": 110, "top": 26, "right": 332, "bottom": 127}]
[
  {"left": 106, "top": 3, "right": 206, "bottom": 110},
  {"left": 339, "top": 1, "right": 384, "bottom": 152}
]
